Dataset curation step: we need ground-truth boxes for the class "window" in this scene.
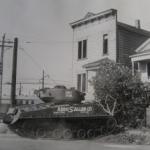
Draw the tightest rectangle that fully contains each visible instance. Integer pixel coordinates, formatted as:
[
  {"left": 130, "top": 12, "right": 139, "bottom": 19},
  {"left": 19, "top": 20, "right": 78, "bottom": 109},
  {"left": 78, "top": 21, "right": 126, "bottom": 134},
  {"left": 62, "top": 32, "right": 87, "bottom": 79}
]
[
  {"left": 147, "top": 62, "right": 150, "bottom": 78},
  {"left": 82, "top": 73, "right": 86, "bottom": 92},
  {"left": 134, "top": 62, "right": 138, "bottom": 74},
  {"left": 77, "top": 74, "right": 81, "bottom": 91},
  {"left": 83, "top": 40, "right": 87, "bottom": 58},
  {"left": 77, "top": 73, "right": 86, "bottom": 92},
  {"left": 78, "top": 40, "right": 87, "bottom": 59},
  {"left": 78, "top": 41, "right": 82, "bottom": 59},
  {"left": 103, "top": 34, "right": 108, "bottom": 55},
  {"left": 25, "top": 100, "right": 29, "bottom": 105}
]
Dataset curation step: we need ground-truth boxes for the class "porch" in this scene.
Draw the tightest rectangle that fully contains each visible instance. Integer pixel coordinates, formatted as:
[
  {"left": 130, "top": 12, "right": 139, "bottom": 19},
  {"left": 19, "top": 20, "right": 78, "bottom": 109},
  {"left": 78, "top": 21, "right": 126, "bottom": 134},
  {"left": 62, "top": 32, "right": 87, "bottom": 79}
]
[
  {"left": 83, "top": 60, "right": 102, "bottom": 101},
  {"left": 130, "top": 51, "right": 150, "bottom": 83}
]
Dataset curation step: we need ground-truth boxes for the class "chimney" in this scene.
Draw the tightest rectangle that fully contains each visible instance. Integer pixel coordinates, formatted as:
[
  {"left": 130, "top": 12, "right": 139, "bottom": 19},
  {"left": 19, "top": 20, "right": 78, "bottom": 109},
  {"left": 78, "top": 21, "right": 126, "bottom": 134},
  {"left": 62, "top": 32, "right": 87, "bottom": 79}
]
[{"left": 135, "top": 19, "right": 141, "bottom": 29}]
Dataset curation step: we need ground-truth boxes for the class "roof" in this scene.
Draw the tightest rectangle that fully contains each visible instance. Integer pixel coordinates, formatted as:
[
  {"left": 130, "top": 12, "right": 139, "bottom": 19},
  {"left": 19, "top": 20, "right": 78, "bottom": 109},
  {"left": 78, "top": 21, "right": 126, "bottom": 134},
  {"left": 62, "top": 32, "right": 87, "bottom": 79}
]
[
  {"left": 83, "top": 59, "right": 102, "bottom": 69},
  {"left": 130, "top": 38, "right": 150, "bottom": 58},
  {"left": 70, "top": 9, "right": 117, "bottom": 28},
  {"left": 83, "top": 58, "right": 113, "bottom": 70},
  {"left": 117, "top": 22, "right": 150, "bottom": 37},
  {"left": 130, "top": 50, "right": 150, "bottom": 58}
]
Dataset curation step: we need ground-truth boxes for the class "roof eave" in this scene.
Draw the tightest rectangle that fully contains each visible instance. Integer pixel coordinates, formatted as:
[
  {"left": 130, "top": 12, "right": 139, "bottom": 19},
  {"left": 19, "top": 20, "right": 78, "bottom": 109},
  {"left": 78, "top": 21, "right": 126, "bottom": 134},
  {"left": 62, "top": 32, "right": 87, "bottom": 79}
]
[{"left": 70, "top": 9, "right": 117, "bottom": 28}]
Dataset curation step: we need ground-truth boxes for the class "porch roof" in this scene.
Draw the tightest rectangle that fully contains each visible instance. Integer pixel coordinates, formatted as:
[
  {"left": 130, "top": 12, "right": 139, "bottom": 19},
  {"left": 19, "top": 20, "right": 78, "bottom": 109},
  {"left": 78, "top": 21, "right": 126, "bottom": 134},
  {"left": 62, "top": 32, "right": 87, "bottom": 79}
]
[
  {"left": 130, "top": 49, "right": 150, "bottom": 62},
  {"left": 83, "top": 59, "right": 101, "bottom": 71}
]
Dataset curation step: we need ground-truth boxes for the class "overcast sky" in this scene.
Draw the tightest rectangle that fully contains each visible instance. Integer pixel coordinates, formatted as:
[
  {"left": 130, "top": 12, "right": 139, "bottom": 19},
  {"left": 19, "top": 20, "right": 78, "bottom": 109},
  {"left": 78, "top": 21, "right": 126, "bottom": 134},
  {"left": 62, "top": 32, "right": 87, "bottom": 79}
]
[{"left": 1, "top": 0, "right": 150, "bottom": 95}]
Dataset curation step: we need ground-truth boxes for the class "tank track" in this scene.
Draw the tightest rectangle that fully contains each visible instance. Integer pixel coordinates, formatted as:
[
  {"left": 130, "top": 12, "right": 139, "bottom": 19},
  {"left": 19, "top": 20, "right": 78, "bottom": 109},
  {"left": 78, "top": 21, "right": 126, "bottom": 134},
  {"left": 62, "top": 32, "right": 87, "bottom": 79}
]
[{"left": 8, "top": 117, "right": 117, "bottom": 139}]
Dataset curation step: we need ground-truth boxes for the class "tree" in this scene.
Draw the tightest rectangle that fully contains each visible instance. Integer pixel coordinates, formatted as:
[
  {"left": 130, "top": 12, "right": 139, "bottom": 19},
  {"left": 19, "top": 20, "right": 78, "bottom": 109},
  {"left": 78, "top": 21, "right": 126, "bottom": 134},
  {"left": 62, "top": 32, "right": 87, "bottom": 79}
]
[{"left": 90, "top": 58, "right": 147, "bottom": 127}]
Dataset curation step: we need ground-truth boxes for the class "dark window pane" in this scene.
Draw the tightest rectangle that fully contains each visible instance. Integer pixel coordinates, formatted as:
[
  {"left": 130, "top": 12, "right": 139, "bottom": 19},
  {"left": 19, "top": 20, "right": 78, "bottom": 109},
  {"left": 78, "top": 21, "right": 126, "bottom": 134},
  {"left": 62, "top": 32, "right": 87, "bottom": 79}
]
[
  {"left": 134, "top": 62, "right": 138, "bottom": 74},
  {"left": 82, "top": 73, "right": 86, "bottom": 92},
  {"left": 25, "top": 100, "right": 28, "bottom": 105},
  {"left": 77, "top": 74, "right": 81, "bottom": 91},
  {"left": 103, "top": 34, "right": 108, "bottom": 55},
  {"left": 78, "top": 41, "right": 82, "bottom": 59},
  {"left": 83, "top": 40, "right": 87, "bottom": 58},
  {"left": 148, "top": 63, "right": 150, "bottom": 78}
]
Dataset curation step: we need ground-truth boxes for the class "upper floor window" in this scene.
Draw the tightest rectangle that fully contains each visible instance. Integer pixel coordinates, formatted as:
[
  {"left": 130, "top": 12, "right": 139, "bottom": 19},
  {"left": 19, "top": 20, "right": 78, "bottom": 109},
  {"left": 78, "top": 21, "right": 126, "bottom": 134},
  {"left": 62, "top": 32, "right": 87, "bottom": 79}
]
[
  {"left": 103, "top": 34, "right": 108, "bottom": 55},
  {"left": 78, "top": 40, "right": 87, "bottom": 59}
]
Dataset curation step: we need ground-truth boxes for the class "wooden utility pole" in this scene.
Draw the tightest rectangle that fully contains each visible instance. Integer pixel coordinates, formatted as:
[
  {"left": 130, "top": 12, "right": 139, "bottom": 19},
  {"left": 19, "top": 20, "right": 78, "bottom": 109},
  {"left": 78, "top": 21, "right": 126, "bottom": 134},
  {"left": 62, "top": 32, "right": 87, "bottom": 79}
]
[
  {"left": 42, "top": 70, "right": 44, "bottom": 89},
  {"left": 0, "top": 34, "right": 5, "bottom": 103},
  {"left": 11, "top": 38, "right": 18, "bottom": 106},
  {"left": 0, "top": 34, "right": 13, "bottom": 104}
]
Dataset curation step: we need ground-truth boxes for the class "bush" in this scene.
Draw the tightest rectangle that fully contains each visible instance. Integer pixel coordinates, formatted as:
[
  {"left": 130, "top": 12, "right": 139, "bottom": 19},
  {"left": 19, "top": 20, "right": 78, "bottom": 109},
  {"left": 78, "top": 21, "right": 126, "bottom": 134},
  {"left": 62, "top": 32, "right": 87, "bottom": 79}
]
[{"left": 90, "top": 58, "right": 147, "bottom": 127}]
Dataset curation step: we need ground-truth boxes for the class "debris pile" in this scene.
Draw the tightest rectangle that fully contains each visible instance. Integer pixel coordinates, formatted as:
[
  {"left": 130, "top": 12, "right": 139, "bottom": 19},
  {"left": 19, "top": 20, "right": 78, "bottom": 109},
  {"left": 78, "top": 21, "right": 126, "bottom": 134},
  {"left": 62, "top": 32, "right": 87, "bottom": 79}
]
[{"left": 97, "top": 128, "right": 150, "bottom": 145}]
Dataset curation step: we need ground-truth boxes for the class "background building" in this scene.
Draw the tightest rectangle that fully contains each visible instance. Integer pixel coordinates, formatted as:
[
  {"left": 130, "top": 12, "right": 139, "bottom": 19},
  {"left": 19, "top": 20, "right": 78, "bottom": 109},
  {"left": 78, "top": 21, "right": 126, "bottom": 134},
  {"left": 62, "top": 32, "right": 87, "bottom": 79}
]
[{"left": 70, "top": 9, "right": 150, "bottom": 101}]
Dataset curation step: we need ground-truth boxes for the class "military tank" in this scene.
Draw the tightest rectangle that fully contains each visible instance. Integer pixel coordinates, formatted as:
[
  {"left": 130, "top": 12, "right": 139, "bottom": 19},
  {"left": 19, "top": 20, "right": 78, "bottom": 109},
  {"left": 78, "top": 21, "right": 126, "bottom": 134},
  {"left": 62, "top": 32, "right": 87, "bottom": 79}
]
[{"left": 3, "top": 86, "right": 117, "bottom": 139}]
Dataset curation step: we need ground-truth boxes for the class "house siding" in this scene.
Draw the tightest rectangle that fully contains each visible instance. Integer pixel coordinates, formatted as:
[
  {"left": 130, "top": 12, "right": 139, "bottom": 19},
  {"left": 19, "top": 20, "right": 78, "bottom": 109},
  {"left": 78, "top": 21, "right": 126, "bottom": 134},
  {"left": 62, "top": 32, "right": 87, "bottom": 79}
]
[
  {"left": 117, "top": 26, "right": 148, "bottom": 67},
  {"left": 72, "top": 14, "right": 117, "bottom": 90}
]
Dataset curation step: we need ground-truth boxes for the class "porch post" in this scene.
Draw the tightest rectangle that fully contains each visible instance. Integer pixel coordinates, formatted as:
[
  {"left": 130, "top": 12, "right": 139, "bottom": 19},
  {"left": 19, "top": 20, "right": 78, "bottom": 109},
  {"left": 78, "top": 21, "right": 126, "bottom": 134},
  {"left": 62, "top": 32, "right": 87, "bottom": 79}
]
[
  {"left": 138, "top": 62, "right": 140, "bottom": 72},
  {"left": 132, "top": 61, "right": 134, "bottom": 75},
  {"left": 86, "top": 70, "right": 88, "bottom": 93}
]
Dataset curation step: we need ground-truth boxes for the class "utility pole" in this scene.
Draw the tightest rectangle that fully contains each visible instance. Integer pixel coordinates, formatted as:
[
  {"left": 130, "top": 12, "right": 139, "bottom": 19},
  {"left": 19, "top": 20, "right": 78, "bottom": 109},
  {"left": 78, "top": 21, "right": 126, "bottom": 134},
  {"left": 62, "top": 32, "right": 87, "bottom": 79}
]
[
  {"left": 0, "top": 34, "right": 13, "bottom": 104},
  {"left": 19, "top": 82, "right": 22, "bottom": 96},
  {"left": 11, "top": 38, "right": 18, "bottom": 107},
  {"left": 42, "top": 70, "right": 44, "bottom": 89},
  {"left": 0, "top": 34, "right": 5, "bottom": 103}
]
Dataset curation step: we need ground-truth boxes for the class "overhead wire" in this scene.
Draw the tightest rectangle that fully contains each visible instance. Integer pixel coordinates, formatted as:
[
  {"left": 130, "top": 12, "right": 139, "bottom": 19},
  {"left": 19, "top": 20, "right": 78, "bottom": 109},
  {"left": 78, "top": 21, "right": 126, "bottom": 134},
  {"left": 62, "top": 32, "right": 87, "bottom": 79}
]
[{"left": 18, "top": 47, "right": 64, "bottom": 85}]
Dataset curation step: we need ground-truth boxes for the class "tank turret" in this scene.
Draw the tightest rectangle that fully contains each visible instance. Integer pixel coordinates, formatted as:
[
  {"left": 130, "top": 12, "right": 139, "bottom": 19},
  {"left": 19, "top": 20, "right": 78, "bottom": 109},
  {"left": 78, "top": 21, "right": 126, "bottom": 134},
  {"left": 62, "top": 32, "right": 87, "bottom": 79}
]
[{"left": 34, "top": 86, "right": 85, "bottom": 104}]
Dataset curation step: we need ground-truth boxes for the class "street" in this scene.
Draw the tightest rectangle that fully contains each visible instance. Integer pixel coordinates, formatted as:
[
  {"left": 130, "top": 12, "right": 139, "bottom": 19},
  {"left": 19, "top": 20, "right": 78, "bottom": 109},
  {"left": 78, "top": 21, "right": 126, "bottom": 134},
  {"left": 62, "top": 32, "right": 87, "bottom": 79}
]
[{"left": 0, "top": 133, "right": 150, "bottom": 150}]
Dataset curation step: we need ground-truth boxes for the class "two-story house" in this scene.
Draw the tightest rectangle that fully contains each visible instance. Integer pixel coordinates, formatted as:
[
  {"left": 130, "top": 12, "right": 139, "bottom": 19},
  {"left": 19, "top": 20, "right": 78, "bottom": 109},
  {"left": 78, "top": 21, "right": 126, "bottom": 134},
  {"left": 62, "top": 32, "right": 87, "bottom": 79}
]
[{"left": 70, "top": 9, "right": 150, "bottom": 101}]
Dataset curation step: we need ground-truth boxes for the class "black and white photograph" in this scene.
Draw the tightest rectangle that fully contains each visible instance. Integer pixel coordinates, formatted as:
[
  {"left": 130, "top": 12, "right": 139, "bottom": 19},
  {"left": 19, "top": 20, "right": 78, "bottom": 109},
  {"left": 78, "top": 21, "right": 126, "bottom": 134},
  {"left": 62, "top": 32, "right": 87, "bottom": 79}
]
[{"left": 1, "top": 0, "right": 150, "bottom": 150}]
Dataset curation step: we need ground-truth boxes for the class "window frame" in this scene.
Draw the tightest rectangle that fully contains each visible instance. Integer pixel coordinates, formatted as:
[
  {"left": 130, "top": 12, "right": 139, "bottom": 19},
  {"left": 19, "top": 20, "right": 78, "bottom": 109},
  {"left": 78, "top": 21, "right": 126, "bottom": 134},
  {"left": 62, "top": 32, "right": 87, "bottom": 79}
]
[
  {"left": 147, "top": 62, "right": 150, "bottom": 79},
  {"left": 77, "top": 73, "right": 86, "bottom": 92},
  {"left": 78, "top": 39, "right": 87, "bottom": 60},
  {"left": 103, "top": 34, "right": 108, "bottom": 55}
]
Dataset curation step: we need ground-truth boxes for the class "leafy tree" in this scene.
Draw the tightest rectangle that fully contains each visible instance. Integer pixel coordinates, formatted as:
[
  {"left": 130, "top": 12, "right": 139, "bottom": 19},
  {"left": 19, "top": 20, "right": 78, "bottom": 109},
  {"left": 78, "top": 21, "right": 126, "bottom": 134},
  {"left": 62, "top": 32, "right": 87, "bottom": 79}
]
[{"left": 90, "top": 58, "right": 147, "bottom": 127}]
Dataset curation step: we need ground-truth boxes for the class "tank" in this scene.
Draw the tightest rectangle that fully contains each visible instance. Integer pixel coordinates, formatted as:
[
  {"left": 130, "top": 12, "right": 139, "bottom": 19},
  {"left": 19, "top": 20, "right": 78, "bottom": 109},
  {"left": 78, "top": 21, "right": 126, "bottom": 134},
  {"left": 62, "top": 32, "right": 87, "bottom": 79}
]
[
  {"left": 34, "top": 86, "right": 85, "bottom": 104},
  {"left": 3, "top": 87, "right": 116, "bottom": 139}
]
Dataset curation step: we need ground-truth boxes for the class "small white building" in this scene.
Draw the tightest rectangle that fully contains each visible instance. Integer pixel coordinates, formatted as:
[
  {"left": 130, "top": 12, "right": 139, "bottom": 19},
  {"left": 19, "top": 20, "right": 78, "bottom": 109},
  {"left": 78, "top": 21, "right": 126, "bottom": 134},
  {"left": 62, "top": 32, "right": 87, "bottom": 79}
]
[
  {"left": 70, "top": 9, "right": 150, "bottom": 101},
  {"left": 130, "top": 39, "right": 150, "bottom": 83}
]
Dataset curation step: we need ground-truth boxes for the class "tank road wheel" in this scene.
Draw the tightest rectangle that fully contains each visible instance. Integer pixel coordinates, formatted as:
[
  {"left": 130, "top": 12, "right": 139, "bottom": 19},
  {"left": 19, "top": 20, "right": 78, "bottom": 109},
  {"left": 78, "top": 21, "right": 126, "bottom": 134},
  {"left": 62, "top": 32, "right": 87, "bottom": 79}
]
[
  {"left": 52, "top": 129, "right": 62, "bottom": 139},
  {"left": 15, "top": 128, "right": 26, "bottom": 137},
  {"left": 36, "top": 129, "right": 46, "bottom": 138},
  {"left": 87, "top": 129, "right": 95, "bottom": 138},
  {"left": 77, "top": 129, "right": 86, "bottom": 139},
  {"left": 46, "top": 130, "right": 53, "bottom": 138},
  {"left": 28, "top": 128, "right": 36, "bottom": 138},
  {"left": 106, "top": 117, "right": 117, "bottom": 134},
  {"left": 63, "top": 129, "right": 73, "bottom": 139}
]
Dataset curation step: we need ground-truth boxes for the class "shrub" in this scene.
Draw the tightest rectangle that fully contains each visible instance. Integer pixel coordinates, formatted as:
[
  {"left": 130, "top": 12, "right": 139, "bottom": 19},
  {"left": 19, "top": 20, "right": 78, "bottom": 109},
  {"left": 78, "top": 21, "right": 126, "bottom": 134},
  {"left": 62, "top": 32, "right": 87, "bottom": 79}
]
[{"left": 90, "top": 58, "right": 147, "bottom": 127}]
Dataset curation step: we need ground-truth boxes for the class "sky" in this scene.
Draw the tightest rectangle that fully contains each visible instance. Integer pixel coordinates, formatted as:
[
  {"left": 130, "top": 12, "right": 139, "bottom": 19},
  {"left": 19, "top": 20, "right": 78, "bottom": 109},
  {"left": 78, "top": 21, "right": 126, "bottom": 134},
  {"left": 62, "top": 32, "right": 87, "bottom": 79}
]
[{"left": 1, "top": 0, "right": 150, "bottom": 95}]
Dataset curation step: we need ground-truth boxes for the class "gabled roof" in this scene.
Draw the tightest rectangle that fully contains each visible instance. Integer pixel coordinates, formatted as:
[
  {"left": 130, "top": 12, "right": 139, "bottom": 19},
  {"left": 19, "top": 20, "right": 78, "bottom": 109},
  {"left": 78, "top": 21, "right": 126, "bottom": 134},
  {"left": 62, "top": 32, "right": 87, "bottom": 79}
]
[
  {"left": 135, "top": 38, "right": 150, "bottom": 53},
  {"left": 84, "top": 12, "right": 95, "bottom": 19},
  {"left": 130, "top": 38, "right": 150, "bottom": 58},
  {"left": 117, "top": 22, "right": 150, "bottom": 37}
]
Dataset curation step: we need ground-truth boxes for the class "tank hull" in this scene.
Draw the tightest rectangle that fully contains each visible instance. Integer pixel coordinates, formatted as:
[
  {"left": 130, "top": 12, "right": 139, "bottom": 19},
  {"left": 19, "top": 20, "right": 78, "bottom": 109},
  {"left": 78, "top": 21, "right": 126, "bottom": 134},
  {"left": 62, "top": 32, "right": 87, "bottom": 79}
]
[{"left": 3, "top": 103, "right": 117, "bottom": 139}]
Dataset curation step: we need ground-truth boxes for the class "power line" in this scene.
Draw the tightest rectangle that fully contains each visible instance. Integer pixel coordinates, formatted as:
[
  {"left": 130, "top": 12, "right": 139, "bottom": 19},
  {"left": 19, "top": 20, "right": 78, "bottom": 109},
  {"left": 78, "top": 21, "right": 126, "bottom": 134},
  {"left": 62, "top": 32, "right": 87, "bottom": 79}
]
[
  {"left": 19, "top": 47, "right": 42, "bottom": 71},
  {"left": 19, "top": 47, "right": 58, "bottom": 85}
]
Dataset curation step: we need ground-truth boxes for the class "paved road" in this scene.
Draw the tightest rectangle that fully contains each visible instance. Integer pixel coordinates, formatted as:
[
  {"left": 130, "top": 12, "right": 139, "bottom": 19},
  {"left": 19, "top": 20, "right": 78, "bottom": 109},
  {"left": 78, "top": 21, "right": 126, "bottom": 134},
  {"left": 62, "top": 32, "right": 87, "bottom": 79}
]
[{"left": 0, "top": 134, "right": 150, "bottom": 150}]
